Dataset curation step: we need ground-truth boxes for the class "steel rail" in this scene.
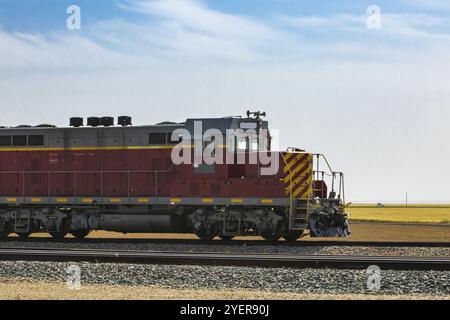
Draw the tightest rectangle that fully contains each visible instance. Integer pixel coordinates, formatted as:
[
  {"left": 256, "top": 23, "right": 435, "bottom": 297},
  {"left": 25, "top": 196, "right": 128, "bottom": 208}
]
[
  {"left": 1, "top": 237, "right": 449, "bottom": 247},
  {"left": 0, "top": 248, "right": 449, "bottom": 270}
]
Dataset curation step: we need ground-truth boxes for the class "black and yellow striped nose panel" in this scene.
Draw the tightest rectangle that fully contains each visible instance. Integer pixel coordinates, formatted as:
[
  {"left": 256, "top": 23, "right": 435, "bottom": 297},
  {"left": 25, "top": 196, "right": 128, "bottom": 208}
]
[{"left": 282, "top": 152, "right": 313, "bottom": 199}]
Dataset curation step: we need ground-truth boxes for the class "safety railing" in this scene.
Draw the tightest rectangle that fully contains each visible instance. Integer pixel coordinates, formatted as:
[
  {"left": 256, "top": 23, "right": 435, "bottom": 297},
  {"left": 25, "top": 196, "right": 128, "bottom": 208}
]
[
  {"left": 312, "top": 153, "right": 345, "bottom": 205},
  {"left": 280, "top": 152, "right": 295, "bottom": 227}
]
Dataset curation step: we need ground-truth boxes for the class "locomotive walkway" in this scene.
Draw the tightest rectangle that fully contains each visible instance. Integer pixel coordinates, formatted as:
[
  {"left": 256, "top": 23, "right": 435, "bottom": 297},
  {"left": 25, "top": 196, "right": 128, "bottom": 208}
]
[{"left": 0, "top": 247, "right": 449, "bottom": 270}]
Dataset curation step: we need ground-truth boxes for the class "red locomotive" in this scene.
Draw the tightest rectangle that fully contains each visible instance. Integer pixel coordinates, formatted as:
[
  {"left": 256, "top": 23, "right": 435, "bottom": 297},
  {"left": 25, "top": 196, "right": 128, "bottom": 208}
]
[{"left": 0, "top": 112, "right": 350, "bottom": 241}]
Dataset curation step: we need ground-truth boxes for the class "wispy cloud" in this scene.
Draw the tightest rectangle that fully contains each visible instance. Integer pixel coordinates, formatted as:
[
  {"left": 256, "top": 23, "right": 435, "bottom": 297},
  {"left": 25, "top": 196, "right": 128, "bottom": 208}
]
[
  {"left": 280, "top": 13, "right": 365, "bottom": 30},
  {"left": 0, "top": 30, "right": 129, "bottom": 72},
  {"left": 96, "top": 0, "right": 288, "bottom": 61},
  {"left": 280, "top": 11, "right": 450, "bottom": 39},
  {"left": 403, "top": 0, "right": 450, "bottom": 11},
  {"left": 0, "top": 0, "right": 293, "bottom": 71}
]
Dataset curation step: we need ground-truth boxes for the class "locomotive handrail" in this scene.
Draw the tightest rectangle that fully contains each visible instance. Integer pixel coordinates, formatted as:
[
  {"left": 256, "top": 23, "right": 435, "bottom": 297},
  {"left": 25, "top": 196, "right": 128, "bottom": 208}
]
[
  {"left": 313, "top": 153, "right": 334, "bottom": 174},
  {"left": 313, "top": 170, "right": 333, "bottom": 177},
  {"left": 312, "top": 153, "right": 345, "bottom": 204},
  {"left": 280, "top": 152, "right": 294, "bottom": 228}
]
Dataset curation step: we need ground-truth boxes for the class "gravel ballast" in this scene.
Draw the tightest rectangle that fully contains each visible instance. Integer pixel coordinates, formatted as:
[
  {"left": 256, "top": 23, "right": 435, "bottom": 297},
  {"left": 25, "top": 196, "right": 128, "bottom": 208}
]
[
  {"left": 0, "top": 240, "right": 449, "bottom": 257},
  {"left": 0, "top": 261, "right": 449, "bottom": 296}
]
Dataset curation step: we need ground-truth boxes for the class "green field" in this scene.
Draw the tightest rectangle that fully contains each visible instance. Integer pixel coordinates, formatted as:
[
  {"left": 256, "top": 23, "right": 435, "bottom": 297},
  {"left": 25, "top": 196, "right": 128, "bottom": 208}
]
[{"left": 347, "top": 204, "right": 450, "bottom": 224}]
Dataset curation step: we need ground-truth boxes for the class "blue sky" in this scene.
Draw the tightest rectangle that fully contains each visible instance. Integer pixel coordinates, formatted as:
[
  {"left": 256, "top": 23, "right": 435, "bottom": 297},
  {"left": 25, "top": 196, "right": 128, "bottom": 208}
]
[
  {"left": 0, "top": 0, "right": 450, "bottom": 202},
  {"left": 1, "top": 0, "right": 449, "bottom": 33},
  {"left": 1, "top": 0, "right": 449, "bottom": 64}
]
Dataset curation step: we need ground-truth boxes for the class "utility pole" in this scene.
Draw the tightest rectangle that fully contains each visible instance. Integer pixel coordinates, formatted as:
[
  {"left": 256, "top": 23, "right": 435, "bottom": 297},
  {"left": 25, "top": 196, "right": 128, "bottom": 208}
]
[{"left": 406, "top": 192, "right": 408, "bottom": 207}]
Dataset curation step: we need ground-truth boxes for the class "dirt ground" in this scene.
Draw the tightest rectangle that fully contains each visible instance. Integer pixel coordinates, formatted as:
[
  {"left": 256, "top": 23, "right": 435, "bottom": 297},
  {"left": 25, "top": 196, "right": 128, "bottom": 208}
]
[
  {"left": 11, "top": 221, "right": 449, "bottom": 242},
  {"left": 0, "top": 279, "right": 447, "bottom": 300},
  {"left": 327, "top": 222, "right": 450, "bottom": 242}
]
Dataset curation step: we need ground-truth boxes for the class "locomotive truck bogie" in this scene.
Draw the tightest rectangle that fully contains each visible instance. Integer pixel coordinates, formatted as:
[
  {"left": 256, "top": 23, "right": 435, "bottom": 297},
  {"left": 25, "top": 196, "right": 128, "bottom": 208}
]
[{"left": 0, "top": 204, "right": 297, "bottom": 240}]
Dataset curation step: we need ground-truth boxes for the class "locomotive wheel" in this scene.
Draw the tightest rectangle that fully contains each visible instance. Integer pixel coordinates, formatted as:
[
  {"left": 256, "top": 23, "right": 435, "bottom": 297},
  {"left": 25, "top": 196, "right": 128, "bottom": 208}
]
[
  {"left": 195, "top": 233, "right": 216, "bottom": 240},
  {"left": 282, "top": 230, "right": 304, "bottom": 242},
  {"left": 70, "top": 229, "right": 90, "bottom": 239},
  {"left": 261, "top": 233, "right": 281, "bottom": 242},
  {"left": 50, "top": 230, "right": 69, "bottom": 240},
  {"left": 262, "top": 222, "right": 283, "bottom": 242},
  {"left": 50, "top": 219, "right": 70, "bottom": 240},
  {"left": 16, "top": 232, "right": 31, "bottom": 239},
  {"left": 218, "top": 235, "right": 234, "bottom": 241}
]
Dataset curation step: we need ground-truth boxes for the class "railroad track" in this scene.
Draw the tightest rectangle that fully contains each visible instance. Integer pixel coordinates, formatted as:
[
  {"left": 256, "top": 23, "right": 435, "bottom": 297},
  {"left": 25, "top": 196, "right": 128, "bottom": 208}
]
[
  {"left": 0, "top": 247, "right": 449, "bottom": 270},
  {"left": 2, "top": 237, "right": 450, "bottom": 247}
]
